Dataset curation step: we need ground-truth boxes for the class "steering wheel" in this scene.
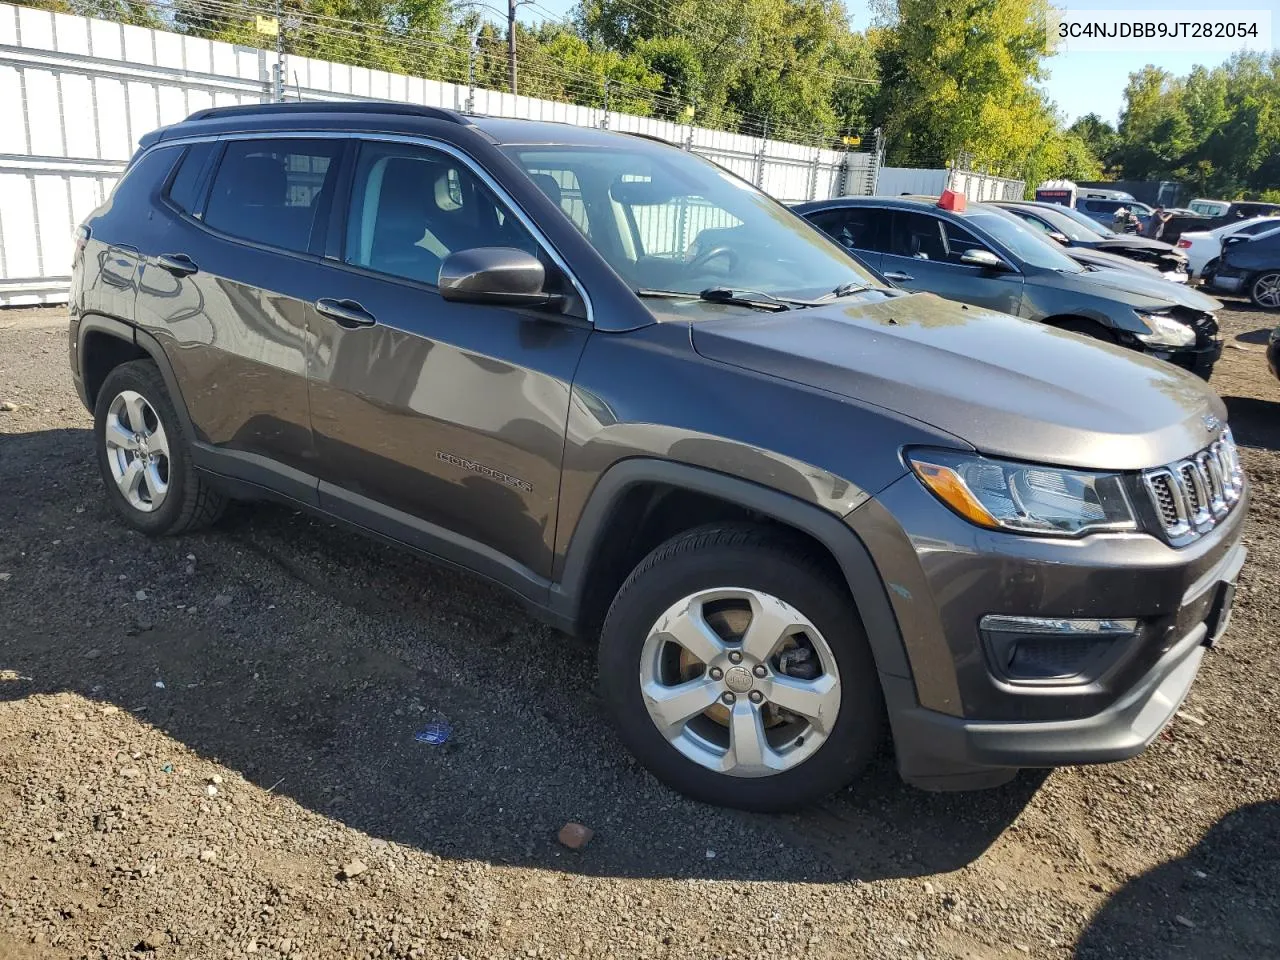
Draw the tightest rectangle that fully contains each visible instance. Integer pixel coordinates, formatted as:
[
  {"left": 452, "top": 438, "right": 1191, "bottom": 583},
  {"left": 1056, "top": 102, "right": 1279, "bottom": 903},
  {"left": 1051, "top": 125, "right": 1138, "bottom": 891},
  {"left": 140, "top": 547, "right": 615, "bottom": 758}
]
[{"left": 687, "top": 245, "right": 739, "bottom": 274}]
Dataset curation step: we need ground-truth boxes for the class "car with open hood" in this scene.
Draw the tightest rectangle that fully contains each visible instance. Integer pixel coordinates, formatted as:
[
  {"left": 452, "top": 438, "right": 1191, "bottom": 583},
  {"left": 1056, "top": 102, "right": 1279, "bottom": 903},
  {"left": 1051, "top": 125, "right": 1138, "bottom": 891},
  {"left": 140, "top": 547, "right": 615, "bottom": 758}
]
[{"left": 70, "top": 103, "right": 1246, "bottom": 811}]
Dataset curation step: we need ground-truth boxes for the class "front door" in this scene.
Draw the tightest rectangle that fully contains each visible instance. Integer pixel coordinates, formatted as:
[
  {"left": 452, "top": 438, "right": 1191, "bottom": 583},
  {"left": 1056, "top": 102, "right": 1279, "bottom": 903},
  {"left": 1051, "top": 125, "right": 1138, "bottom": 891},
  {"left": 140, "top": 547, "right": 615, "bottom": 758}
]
[
  {"left": 880, "top": 210, "right": 1024, "bottom": 315},
  {"left": 307, "top": 138, "right": 591, "bottom": 589}
]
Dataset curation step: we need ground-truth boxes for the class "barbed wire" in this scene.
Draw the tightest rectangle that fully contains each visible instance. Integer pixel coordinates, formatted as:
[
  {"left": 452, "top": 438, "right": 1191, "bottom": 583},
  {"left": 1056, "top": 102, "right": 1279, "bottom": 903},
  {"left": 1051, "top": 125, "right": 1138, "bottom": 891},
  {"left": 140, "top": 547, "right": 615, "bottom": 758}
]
[{"left": 140, "top": 0, "right": 870, "bottom": 149}]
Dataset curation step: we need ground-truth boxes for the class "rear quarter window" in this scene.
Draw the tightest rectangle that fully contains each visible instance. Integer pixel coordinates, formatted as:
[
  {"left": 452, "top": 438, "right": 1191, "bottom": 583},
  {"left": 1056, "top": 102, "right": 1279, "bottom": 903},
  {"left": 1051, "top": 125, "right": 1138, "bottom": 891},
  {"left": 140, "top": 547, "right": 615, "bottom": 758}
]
[{"left": 165, "top": 142, "right": 217, "bottom": 217}]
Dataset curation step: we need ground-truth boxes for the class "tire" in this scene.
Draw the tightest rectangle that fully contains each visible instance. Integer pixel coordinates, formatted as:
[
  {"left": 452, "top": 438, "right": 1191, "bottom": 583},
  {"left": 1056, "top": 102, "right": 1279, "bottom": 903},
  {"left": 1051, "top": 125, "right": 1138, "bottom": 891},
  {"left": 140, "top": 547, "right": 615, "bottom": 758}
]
[
  {"left": 598, "top": 523, "right": 884, "bottom": 812},
  {"left": 94, "top": 359, "right": 226, "bottom": 535},
  {"left": 1249, "top": 271, "right": 1280, "bottom": 310}
]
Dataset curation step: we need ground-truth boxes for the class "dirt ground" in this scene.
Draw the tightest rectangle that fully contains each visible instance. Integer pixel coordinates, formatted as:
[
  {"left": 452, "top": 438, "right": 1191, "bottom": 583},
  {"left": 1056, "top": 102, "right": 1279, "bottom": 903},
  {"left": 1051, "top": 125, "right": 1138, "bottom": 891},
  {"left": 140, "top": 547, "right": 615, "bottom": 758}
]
[{"left": 0, "top": 303, "right": 1277, "bottom": 960}]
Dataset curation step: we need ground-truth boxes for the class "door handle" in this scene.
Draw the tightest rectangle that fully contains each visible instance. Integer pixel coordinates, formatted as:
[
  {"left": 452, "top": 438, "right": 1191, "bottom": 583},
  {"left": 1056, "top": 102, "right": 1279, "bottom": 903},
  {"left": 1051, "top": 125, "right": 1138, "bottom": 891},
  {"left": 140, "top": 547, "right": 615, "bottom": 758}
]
[
  {"left": 883, "top": 271, "right": 914, "bottom": 282},
  {"left": 155, "top": 253, "right": 198, "bottom": 277},
  {"left": 315, "top": 298, "right": 377, "bottom": 329}
]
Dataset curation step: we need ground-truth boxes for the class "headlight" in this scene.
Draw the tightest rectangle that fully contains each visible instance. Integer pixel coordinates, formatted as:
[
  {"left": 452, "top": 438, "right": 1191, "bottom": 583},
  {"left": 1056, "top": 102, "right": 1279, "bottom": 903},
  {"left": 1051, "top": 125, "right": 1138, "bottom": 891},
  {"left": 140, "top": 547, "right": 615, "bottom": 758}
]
[
  {"left": 907, "top": 450, "right": 1137, "bottom": 536},
  {"left": 1135, "top": 311, "right": 1195, "bottom": 348}
]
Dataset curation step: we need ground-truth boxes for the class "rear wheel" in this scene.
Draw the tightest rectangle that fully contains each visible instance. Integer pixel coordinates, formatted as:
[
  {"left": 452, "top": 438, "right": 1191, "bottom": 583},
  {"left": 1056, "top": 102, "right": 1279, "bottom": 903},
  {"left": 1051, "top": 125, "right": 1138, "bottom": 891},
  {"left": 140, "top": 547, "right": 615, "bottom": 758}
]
[
  {"left": 1250, "top": 271, "right": 1280, "bottom": 310},
  {"left": 94, "top": 360, "right": 225, "bottom": 535},
  {"left": 598, "top": 524, "right": 884, "bottom": 811}
]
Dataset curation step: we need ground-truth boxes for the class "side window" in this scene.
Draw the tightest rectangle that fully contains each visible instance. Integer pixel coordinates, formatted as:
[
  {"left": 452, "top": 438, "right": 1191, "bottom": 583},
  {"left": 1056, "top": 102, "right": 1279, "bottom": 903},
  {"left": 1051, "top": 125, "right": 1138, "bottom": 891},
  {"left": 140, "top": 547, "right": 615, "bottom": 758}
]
[
  {"left": 203, "top": 139, "right": 342, "bottom": 253},
  {"left": 166, "top": 142, "right": 217, "bottom": 217},
  {"left": 344, "top": 142, "right": 539, "bottom": 286},
  {"left": 889, "top": 211, "right": 948, "bottom": 260},
  {"left": 940, "top": 221, "right": 990, "bottom": 263},
  {"left": 809, "top": 207, "right": 886, "bottom": 253},
  {"left": 1013, "top": 212, "right": 1052, "bottom": 235},
  {"left": 1241, "top": 220, "right": 1277, "bottom": 236}
]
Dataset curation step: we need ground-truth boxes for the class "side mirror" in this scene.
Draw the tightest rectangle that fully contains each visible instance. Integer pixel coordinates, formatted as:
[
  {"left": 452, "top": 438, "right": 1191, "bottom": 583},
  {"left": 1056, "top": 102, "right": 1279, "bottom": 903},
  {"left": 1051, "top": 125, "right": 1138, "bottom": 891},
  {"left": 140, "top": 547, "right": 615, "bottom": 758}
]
[
  {"left": 439, "top": 247, "right": 561, "bottom": 308},
  {"left": 1048, "top": 231, "right": 1071, "bottom": 245},
  {"left": 959, "top": 248, "right": 1008, "bottom": 271}
]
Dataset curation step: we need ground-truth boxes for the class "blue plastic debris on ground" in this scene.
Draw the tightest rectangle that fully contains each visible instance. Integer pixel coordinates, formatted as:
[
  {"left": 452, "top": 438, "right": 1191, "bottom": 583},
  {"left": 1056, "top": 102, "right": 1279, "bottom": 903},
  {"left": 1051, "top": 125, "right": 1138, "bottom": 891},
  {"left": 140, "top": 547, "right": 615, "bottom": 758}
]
[{"left": 414, "top": 722, "right": 451, "bottom": 745}]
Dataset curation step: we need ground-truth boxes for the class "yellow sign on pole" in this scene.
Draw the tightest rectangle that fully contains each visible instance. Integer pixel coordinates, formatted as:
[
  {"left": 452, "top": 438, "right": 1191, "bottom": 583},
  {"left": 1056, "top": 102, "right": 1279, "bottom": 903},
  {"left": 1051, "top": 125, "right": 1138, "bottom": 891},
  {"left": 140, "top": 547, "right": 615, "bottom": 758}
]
[
  {"left": 841, "top": 135, "right": 861, "bottom": 147},
  {"left": 255, "top": 15, "right": 279, "bottom": 36}
]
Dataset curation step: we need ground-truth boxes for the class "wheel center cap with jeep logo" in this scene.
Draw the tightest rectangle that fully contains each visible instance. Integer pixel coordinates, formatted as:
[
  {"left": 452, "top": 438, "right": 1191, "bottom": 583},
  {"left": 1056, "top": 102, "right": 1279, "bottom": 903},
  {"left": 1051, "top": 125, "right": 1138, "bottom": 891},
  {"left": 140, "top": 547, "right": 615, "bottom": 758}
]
[{"left": 724, "top": 665, "right": 754, "bottom": 693}]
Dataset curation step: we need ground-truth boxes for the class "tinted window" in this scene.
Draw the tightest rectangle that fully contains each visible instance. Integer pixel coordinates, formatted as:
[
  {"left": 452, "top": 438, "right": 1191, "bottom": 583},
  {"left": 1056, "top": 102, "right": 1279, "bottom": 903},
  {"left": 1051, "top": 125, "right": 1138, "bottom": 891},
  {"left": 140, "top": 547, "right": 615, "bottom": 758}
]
[
  {"left": 166, "top": 142, "right": 216, "bottom": 216},
  {"left": 1241, "top": 220, "right": 1280, "bottom": 236},
  {"left": 808, "top": 207, "right": 888, "bottom": 253},
  {"left": 344, "top": 142, "right": 538, "bottom": 286},
  {"left": 203, "top": 139, "right": 342, "bottom": 253},
  {"left": 502, "top": 144, "right": 879, "bottom": 297},
  {"left": 889, "top": 212, "right": 992, "bottom": 264},
  {"left": 966, "top": 210, "right": 1083, "bottom": 272}
]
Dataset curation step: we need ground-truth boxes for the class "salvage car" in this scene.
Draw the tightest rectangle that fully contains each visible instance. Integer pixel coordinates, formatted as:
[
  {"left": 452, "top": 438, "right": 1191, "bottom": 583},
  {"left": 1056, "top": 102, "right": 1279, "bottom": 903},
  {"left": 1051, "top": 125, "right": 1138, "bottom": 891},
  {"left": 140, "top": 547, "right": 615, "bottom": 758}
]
[
  {"left": 797, "top": 194, "right": 1224, "bottom": 378},
  {"left": 1205, "top": 224, "right": 1280, "bottom": 308},
  {"left": 71, "top": 103, "right": 1246, "bottom": 811},
  {"left": 991, "top": 200, "right": 1189, "bottom": 280},
  {"left": 1177, "top": 216, "right": 1280, "bottom": 279}
]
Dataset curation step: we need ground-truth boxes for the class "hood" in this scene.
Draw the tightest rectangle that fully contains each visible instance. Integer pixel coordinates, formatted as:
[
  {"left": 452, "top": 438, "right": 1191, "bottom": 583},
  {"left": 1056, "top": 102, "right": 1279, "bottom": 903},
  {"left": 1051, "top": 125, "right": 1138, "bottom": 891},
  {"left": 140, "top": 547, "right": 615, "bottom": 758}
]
[
  {"left": 690, "top": 293, "right": 1227, "bottom": 471},
  {"left": 1094, "top": 236, "right": 1176, "bottom": 255},
  {"left": 1069, "top": 266, "right": 1222, "bottom": 311},
  {"left": 1068, "top": 247, "right": 1170, "bottom": 278}
]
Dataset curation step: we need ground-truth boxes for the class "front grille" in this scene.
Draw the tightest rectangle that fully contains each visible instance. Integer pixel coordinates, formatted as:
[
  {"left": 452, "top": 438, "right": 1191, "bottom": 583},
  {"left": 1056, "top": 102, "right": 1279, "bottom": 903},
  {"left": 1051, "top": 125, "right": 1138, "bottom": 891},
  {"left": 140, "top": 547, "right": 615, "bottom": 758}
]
[{"left": 1142, "top": 430, "right": 1244, "bottom": 542}]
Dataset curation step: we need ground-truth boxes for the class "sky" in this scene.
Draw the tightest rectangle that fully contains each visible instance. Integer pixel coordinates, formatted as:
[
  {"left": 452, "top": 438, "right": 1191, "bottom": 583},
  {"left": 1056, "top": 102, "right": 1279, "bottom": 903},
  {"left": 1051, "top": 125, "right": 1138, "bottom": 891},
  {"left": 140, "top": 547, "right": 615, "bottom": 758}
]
[{"left": 514, "top": 0, "right": 1279, "bottom": 126}]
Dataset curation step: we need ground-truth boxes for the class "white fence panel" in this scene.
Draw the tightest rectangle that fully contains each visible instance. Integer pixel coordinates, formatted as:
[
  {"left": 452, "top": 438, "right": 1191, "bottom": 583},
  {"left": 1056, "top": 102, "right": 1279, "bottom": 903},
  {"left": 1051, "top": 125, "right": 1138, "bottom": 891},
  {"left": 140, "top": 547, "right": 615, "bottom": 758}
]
[{"left": 0, "top": 1, "right": 880, "bottom": 304}]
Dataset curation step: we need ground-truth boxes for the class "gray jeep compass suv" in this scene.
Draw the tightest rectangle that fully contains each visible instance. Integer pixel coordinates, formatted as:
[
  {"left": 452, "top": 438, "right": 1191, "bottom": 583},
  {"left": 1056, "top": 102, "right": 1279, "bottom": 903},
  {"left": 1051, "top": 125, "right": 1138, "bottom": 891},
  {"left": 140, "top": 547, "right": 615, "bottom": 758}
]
[{"left": 70, "top": 102, "right": 1247, "bottom": 811}]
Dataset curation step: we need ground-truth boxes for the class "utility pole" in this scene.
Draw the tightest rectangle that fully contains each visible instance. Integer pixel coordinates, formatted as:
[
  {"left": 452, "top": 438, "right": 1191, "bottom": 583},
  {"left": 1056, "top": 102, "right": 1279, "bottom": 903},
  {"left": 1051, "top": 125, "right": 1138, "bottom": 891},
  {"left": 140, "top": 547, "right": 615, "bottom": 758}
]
[{"left": 507, "top": 0, "right": 517, "bottom": 95}]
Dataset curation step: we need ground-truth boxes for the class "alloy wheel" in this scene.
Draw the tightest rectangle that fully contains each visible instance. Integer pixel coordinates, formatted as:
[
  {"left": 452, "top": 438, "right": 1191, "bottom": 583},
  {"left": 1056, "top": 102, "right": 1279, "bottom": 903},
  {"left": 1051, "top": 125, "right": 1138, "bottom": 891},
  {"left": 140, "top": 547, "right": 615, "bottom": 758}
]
[
  {"left": 104, "top": 390, "right": 171, "bottom": 512},
  {"left": 1253, "top": 272, "right": 1280, "bottom": 309},
  {"left": 638, "top": 588, "right": 842, "bottom": 778}
]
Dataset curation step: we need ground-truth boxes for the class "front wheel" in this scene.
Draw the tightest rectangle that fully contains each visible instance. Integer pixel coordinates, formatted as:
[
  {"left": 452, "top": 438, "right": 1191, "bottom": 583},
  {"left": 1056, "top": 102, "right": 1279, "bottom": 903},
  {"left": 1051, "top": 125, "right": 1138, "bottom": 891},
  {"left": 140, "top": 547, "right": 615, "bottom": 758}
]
[
  {"left": 1250, "top": 271, "right": 1280, "bottom": 310},
  {"left": 598, "top": 524, "right": 884, "bottom": 811}
]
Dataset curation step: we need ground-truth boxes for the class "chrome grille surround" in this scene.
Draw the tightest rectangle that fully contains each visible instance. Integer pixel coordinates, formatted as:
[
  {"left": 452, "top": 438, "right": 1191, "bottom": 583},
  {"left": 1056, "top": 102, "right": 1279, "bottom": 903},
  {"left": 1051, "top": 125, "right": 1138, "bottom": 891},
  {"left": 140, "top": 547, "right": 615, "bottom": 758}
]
[{"left": 1142, "top": 429, "right": 1244, "bottom": 542}]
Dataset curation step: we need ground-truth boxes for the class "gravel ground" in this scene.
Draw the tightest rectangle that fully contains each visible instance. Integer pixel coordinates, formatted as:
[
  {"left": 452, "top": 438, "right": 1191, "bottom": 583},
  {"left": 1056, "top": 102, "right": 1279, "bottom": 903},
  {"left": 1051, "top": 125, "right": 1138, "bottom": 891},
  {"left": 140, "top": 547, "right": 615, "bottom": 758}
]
[{"left": 0, "top": 304, "right": 1277, "bottom": 960}]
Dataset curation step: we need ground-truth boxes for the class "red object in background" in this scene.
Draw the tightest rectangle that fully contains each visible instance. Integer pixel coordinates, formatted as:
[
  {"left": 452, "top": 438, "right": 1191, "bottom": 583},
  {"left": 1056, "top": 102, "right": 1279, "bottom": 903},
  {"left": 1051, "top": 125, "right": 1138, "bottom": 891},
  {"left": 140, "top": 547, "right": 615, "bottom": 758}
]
[
  {"left": 938, "top": 189, "right": 967, "bottom": 212},
  {"left": 1177, "top": 238, "right": 1192, "bottom": 248}
]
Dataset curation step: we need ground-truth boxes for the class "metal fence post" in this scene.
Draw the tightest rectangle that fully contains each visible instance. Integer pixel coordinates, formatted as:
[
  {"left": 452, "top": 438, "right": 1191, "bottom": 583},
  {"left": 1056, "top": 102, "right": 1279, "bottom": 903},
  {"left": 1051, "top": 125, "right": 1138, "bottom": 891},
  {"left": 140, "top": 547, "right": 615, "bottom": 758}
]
[
  {"left": 600, "top": 79, "right": 610, "bottom": 129},
  {"left": 807, "top": 146, "right": 820, "bottom": 201},
  {"left": 868, "top": 127, "right": 883, "bottom": 195},
  {"left": 465, "top": 33, "right": 476, "bottom": 113},
  {"left": 753, "top": 119, "right": 769, "bottom": 188}
]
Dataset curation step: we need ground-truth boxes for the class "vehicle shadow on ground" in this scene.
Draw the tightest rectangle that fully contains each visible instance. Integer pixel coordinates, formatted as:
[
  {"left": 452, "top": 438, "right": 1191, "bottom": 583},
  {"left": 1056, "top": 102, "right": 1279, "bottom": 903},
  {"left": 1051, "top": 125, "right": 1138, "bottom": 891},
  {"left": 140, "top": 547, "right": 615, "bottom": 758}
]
[
  {"left": 1074, "top": 801, "right": 1279, "bottom": 960},
  {"left": 1233, "top": 327, "right": 1271, "bottom": 345},
  {"left": 1223, "top": 396, "right": 1280, "bottom": 451},
  {"left": 0, "top": 427, "right": 1037, "bottom": 884}
]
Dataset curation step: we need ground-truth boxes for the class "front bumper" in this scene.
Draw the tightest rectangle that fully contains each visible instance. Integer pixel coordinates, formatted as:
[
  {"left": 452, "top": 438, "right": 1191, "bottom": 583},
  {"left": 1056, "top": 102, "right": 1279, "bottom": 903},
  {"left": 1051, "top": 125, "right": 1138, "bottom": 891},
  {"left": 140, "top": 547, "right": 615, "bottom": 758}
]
[
  {"left": 1147, "top": 338, "right": 1222, "bottom": 380},
  {"left": 848, "top": 472, "right": 1248, "bottom": 790}
]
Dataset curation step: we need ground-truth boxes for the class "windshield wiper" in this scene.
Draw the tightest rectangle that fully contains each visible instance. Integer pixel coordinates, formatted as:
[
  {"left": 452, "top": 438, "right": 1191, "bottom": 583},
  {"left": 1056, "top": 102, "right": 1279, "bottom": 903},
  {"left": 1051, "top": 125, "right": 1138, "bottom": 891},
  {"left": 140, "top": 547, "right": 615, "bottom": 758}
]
[
  {"left": 813, "top": 281, "right": 875, "bottom": 302},
  {"left": 635, "top": 287, "right": 794, "bottom": 312}
]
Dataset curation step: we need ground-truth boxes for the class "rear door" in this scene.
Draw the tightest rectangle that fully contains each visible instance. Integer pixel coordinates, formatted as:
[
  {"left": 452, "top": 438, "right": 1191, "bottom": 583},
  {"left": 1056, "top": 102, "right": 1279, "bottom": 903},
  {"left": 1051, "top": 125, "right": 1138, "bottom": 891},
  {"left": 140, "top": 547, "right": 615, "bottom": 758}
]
[
  {"left": 879, "top": 210, "right": 1023, "bottom": 314},
  {"left": 132, "top": 136, "right": 347, "bottom": 503},
  {"left": 305, "top": 136, "right": 591, "bottom": 589}
]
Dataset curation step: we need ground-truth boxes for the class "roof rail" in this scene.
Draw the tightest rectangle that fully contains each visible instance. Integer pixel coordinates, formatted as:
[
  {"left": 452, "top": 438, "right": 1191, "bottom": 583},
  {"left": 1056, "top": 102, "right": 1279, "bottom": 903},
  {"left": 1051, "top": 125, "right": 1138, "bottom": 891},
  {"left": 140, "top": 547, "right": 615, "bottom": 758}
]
[{"left": 184, "top": 100, "right": 470, "bottom": 125}]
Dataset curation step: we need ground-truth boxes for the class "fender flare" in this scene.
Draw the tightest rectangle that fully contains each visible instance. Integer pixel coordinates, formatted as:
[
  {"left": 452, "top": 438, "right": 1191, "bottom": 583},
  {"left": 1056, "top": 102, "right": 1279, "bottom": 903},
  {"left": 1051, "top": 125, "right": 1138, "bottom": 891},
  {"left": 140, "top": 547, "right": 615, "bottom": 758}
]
[
  {"left": 77, "top": 315, "right": 196, "bottom": 441},
  {"left": 549, "top": 458, "right": 911, "bottom": 679}
]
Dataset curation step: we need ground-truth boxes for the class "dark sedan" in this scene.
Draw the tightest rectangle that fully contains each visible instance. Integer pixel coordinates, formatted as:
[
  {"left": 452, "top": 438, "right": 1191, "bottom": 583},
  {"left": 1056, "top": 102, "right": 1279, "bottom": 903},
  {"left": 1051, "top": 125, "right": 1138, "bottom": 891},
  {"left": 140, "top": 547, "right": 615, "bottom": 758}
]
[
  {"left": 1207, "top": 224, "right": 1280, "bottom": 309},
  {"left": 991, "top": 201, "right": 1189, "bottom": 279},
  {"left": 795, "top": 195, "right": 1224, "bottom": 378}
]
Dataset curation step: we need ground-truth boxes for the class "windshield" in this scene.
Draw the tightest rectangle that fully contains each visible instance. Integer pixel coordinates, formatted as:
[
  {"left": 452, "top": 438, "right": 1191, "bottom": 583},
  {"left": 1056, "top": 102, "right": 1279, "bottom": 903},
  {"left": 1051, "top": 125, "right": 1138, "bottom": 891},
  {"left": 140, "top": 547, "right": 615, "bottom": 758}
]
[
  {"left": 1054, "top": 204, "right": 1119, "bottom": 237},
  {"left": 967, "top": 210, "right": 1084, "bottom": 272},
  {"left": 1010, "top": 204, "right": 1104, "bottom": 242},
  {"left": 502, "top": 144, "right": 879, "bottom": 298}
]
